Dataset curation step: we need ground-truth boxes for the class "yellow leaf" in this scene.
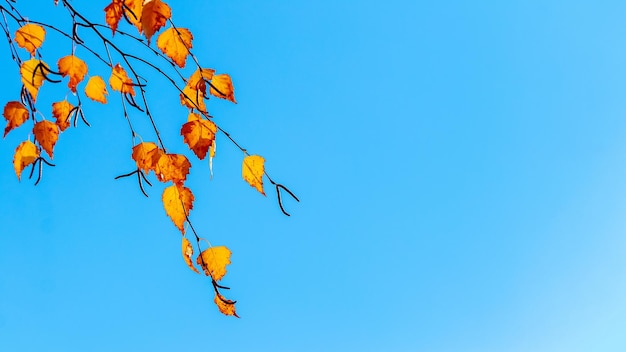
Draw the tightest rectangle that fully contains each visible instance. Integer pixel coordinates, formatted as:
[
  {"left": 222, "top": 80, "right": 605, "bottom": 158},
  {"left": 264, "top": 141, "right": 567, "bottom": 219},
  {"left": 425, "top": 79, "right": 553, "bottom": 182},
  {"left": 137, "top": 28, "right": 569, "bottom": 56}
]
[
  {"left": 157, "top": 27, "right": 193, "bottom": 68},
  {"left": 162, "top": 184, "right": 194, "bottom": 233},
  {"left": 109, "top": 64, "right": 135, "bottom": 96},
  {"left": 20, "top": 59, "right": 49, "bottom": 101},
  {"left": 104, "top": 0, "right": 123, "bottom": 34},
  {"left": 33, "top": 120, "right": 59, "bottom": 158},
  {"left": 242, "top": 155, "right": 265, "bottom": 195},
  {"left": 124, "top": 0, "right": 143, "bottom": 33},
  {"left": 51, "top": 100, "right": 74, "bottom": 132},
  {"left": 3, "top": 101, "right": 29, "bottom": 137},
  {"left": 210, "top": 74, "right": 237, "bottom": 103},
  {"left": 14, "top": 24, "right": 45, "bottom": 56},
  {"left": 189, "top": 68, "right": 215, "bottom": 89},
  {"left": 156, "top": 153, "right": 191, "bottom": 184},
  {"left": 180, "top": 113, "right": 217, "bottom": 160},
  {"left": 57, "top": 55, "right": 88, "bottom": 93},
  {"left": 197, "top": 246, "right": 231, "bottom": 281},
  {"left": 13, "top": 140, "right": 39, "bottom": 180},
  {"left": 141, "top": 0, "right": 171, "bottom": 43},
  {"left": 85, "top": 76, "right": 108, "bottom": 103},
  {"left": 179, "top": 68, "right": 214, "bottom": 113},
  {"left": 182, "top": 237, "right": 199, "bottom": 274},
  {"left": 131, "top": 142, "right": 163, "bottom": 174},
  {"left": 214, "top": 293, "right": 239, "bottom": 318}
]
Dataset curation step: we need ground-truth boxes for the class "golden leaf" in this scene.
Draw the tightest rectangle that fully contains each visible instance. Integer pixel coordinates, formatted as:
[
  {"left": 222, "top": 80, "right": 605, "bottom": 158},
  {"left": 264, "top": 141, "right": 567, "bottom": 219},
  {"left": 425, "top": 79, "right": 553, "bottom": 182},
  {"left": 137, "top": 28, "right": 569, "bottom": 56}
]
[
  {"left": 124, "top": 0, "right": 143, "bottom": 32},
  {"left": 57, "top": 55, "right": 88, "bottom": 93},
  {"left": 182, "top": 237, "right": 199, "bottom": 274},
  {"left": 14, "top": 24, "right": 45, "bottom": 56},
  {"left": 3, "top": 101, "right": 29, "bottom": 137},
  {"left": 242, "top": 155, "right": 265, "bottom": 195},
  {"left": 156, "top": 153, "right": 191, "bottom": 184},
  {"left": 104, "top": 0, "right": 123, "bottom": 34},
  {"left": 141, "top": 0, "right": 171, "bottom": 43},
  {"left": 157, "top": 27, "right": 193, "bottom": 68},
  {"left": 13, "top": 140, "right": 39, "bottom": 180},
  {"left": 189, "top": 68, "right": 215, "bottom": 89},
  {"left": 85, "top": 76, "right": 108, "bottom": 104},
  {"left": 20, "top": 58, "right": 49, "bottom": 102},
  {"left": 210, "top": 74, "right": 237, "bottom": 103},
  {"left": 33, "top": 120, "right": 59, "bottom": 158},
  {"left": 179, "top": 68, "right": 214, "bottom": 113},
  {"left": 180, "top": 113, "right": 217, "bottom": 160},
  {"left": 197, "top": 246, "right": 231, "bottom": 281},
  {"left": 162, "top": 184, "right": 194, "bottom": 233},
  {"left": 109, "top": 64, "right": 135, "bottom": 96},
  {"left": 51, "top": 100, "right": 74, "bottom": 132},
  {"left": 131, "top": 142, "right": 163, "bottom": 174},
  {"left": 214, "top": 293, "right": 239, "bottom": 317}
]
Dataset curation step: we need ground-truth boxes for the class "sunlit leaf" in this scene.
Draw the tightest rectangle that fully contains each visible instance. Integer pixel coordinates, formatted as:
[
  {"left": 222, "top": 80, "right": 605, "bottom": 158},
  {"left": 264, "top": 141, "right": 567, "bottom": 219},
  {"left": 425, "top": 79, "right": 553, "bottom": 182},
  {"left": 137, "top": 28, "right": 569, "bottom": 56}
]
[
  {"left": 123, "top": 0, "right": 143, "bottom": 32},
  {"left": 242, "top": 155, "right": 265, "bottom": 195},
  {"left": 51, "top": 100, "right": 74, "bottom": 132},
  {"left": 109, "top": 64, "right": 135, "bottom": 96},
  {"left": 20, "top": 58, "right": 49, "bottom": 102},
  {"left": 57, "top": 55, "right": 88, "bottom": 93},
  {"left": 33, "top": 120, "right": 59, "bottom": 158},
  {"left": 85, "top": 76, "right": 108, "bottom": 103},
  {"left": 180, "top": 113, "right": 217, "bottom": 160},
  {"left": 214, "top": 293, "right": 239, "bottom": 318},
  {"left": 197, "top": 246, "right": 231, "bottom": 281},
  {"left": 157, "top": 27, "right": 193, "bottom": 68},
  {"left": 3, "top": 101, "right": 29, "bottom": 137},
  {"left": 156, "top": 153, "right": 191, "bottom": 184},
  {"left": 141, "top": 0, "right": 171, "bottom": 43},
  {"left": 104, "top": 0, "right": 123, "bottom": 34},
  {"left": 182, "top": 237, "right": 199, "bottom": 274},
  {"left": 210, "top": 74, "right": 236, "bottom": 103},
  {"left": 131, "top": 142, "right": 163, "bottom": 174},
  {"left": 13, "top": 140, "right": 39, "bottom": 180},
  {"left": 14, "top": 24, "right": 45, "bottom": 56},
  {"left": 179, "top": 68, "right": 214, "bottom": 113},
  {"left": 162, "top": 184, "right": 194, "bottom": 233}
]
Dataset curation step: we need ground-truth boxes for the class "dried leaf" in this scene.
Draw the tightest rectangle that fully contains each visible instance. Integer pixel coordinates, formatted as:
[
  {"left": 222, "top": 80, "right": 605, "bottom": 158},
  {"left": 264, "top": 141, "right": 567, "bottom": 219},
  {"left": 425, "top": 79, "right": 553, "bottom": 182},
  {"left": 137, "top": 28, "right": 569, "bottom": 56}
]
[
  {"left": 104, "top": 0, "right": 123, "bottom": 34},
  {"left": 180, "top": 113, "right": 217, "bottom": 160},
  {"left": 210, "top": 74, "right": 236, "bottom": 103},
  {"left": 51, "top": 100, "right": 74, "bottom": 132},
  {"left": 214, "top": 293, "right": 239, "bottom": 317},
  {"left": 182, "top": 237, "right": 199, "bottom": 274},
  {"left": 141, "top": 0, "right": 171, "bottom": 43},
  {"left": 33, "top": 120, "right": 59, "bottom": 158},
  {"left": 131, "top": 142, "right": 163, "bottom": 174},
  {"left": 162, "top": 184, "right": 194, "bottom": 233},
  {"left": 13, "top": 140, "right": 39, "bottom": 180},
  {"left": 156, "top": 153, "right": 191, "bottom": 184},
  {"left": 197, "top": 246, "right": 231, "bottom": 281},
  {"left": 157, "top": 27, "right": 193, "bottom": 68},
  {"left": 14, "top": 24, "right": 45, "bottom": 56},
  {"left": 109, "top": 64, "right": 135, "bottom": 96},
  {"left": 242, "top": 155, "right": 265, "bottom": 195},
  {"left": 85, "top": 76, "right": 108, "bottom": 104},
  {"left": 57, "top": 55, "right": 88, "bottom": 93},
  {"left": 3, "top": 101, "right": 29, "bottom": 137},
  {"left": 20, "top": 58, "right": 49, "bottom": 101}
]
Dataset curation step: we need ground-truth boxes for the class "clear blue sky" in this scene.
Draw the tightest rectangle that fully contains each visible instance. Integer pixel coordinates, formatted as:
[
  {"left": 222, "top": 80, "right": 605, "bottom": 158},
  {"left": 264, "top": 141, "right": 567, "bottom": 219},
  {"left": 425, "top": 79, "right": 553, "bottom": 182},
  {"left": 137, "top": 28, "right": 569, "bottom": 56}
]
[{"left": 2, "top": 1, "right": 626, "bottom": 351}]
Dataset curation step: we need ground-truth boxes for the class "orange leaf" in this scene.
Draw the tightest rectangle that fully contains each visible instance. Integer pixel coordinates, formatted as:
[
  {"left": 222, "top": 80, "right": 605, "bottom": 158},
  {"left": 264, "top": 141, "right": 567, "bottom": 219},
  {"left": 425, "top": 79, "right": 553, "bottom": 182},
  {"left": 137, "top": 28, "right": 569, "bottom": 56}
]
[
  {"left": 180, "top": 113, "right": 217, "bottom": 160},
  {"left": 104, "top": 0, "right": 123, "bottom": 34},
  {"left": 214, "top": 293, "right": 239, "bottom": 318},
  {"left": 85, "top": 76, "right": 108, "bottom": 103},
  {"left": 109, "top": 64, "right": 135, "bottom": 96},
  {"left": 179, "top": 68, "right": 214, "bottom": 113},
  {"left": 162, "top": 184, "right": 194, "bottom": 233},
  {"left": 131, "top": 142, "right": 163, "bottom": 174},
  {"left": 242, "top": 155, "right": 265, "bottom": 195},
  {"left": 51, "top": 100, "right": 74, "bottom": 132},
  {"left": 20, "top": 58, "right": 49, "bottom": 101},
  {"left": 13, "top": 140, "right": 39, "bottom": 180},
  {"left": 189, "top": 68, "right": 215, "bottom": 90},
  {"left": 157, "top": 27, "right": 193, "bottom": 68},
  {"left": 156, "top": 153, "right": 191, "bottom": 184},
  {"left": 197, "top": 246, "right": 231, "bottom": 281},
  {"left": 14, "top": 24, "right": 45, "bottom": 56},
  {"left": 33, "top": 120, "right": 59, "bottom": 158},
  {"left": 141, "top": 0, "right": 171, "bottom": 43},
  {"left": 57, "top": 55, "right": 88, "bottom": 93},
  {"left": 210, "top": 74, "right": 237, "bottom": 103},
  {"left": 124, "top": 0, "right": 143, "bottom": 32},
  {"left": 182, "top": 237, "right": 199, "bottom": 274},
  {"left": 3, "top": 101, "right": 29, "bottom": 137}
]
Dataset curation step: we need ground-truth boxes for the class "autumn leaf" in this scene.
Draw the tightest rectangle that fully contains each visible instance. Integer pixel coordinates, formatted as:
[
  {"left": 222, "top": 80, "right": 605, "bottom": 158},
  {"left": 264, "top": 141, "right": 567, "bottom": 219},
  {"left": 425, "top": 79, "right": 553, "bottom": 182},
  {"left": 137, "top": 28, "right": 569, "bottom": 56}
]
[
  {"left": 131, "top": 142, "right": 163, "bottom": 174},
  {"left": 180, "top": 68, "right": 214, "bottom": 113},
  {"left": 189, "top": 68, "right": 215, "bottom": 89},
  {"left": 13, "top": 140, "right": 39, "bottom": 180},
  {"left": 141, "top": 0, "right": 171, "bottom": 43},
  {"left": 210, "top": 74, "right": 237, "bottom": 103},
  {"left": 57, "top": 55, "right": 88, "bottom": 93},
  {"left": 109, "top": 64, "right": 135, "bottom": 96},
  {"left": 181, "top": 113, "right": 217, "bottom": 160},
  {"left": 162, "top": 184, "right": 194, "bottom": 233},
  {"left": 156, "top": 153, "right": 191, "bottom": 184},
  {"left": 157, "top": 27, "right": 193, "bottom": 68},
  {"left": 33, "top": 120, "right": 59, "bottom": 158},
  {"left": 85, "top": 76, "right": 108, "bottom": 103},
  {"left": 242, "top": 155, "right": 265, "bottom": 195},
  {"left": 182, "top": 237, "right": 199, "bottom": 274},
  {"left": 209, "top": 141, "right": 216, "bottom": 178},
  {"left": 197, "top": 246, "right": 231, "bottom": 281},
  {"left": 3, "top": 101, "right": 29, "bottom": 137},
  {"left": 123, "top": 0, "right": 143, "bottom": 32},
  {"left": 104, "top": 0, "right": 123, "bottom": 34},
  {"left": 14, "top": 24, "right": 45, "bottom": 56},
  {"left": 214, "top": 293, "right": 239, "bottom": 317},
  {"left": 20, "top": 58, "right": 50, "bottom": 101},
  {"left": 51, "top": 100, "right": 74, "bottom": 132}
]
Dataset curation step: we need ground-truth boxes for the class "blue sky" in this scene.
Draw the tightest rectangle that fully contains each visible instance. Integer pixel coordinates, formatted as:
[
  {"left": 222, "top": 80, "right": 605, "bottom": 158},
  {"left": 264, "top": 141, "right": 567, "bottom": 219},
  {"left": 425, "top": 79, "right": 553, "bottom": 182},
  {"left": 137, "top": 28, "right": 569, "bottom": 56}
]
[{"left": 2, "top": 1, "right": 626, "bottom": 351}]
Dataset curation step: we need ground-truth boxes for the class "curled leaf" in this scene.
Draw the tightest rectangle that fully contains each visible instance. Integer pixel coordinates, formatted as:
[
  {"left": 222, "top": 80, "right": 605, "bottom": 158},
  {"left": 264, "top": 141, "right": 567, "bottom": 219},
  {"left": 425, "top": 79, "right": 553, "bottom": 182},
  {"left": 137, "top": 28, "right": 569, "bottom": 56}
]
[
  {"left": 141, "top": 0, "right": 171, "bottom": 43},
  {"left": 157, "top": 27, "right": 193, "bottom": 68},
  {"left": 182, "top": 237, "right": 199, "bottom": 273},
  {"left": 180, "top": 68, "right": 214, "bottom": 113},
  {"left": 85, "top": 76, "right": 108, "bottom": 104},
  {"left": 33, "top": 120, "right": 59, "bottom": 158},
  {"left": 242, "top": 155, "right": 265, "bottom": 195},
  {"left": 214, "top": 293, "right": 239, "bottom": 317},
  {"left": 124, "top": 0, "right": 144, "bottom": 32},
  {"left": 13, "top": 140, "right": 39, "bottom": 180},
  {"left": 131, "top": 142, "right": 163, "bottom": 174},
  {"left": 3, "top": 101, "right": 29, "bottom": 137},
  {"left": 51, "top": 100, "right": 74, "bottom": 132},
  {"left": 210, "top": 74, "right": 236, "bottom": 103},
  {"left": 156, "top": 153, "right": 191, "bottom": 184},
  {"left": 14, "top": 24, "right": 45, "bottom": 56},
  {"left": 57, "top": 55, "right": 88, "bottom": 93},
  {"left": 109, "top": 64, "right": 135, "bottom": 96},
  {"left": 197, "top": 246, "right": 231, "bottom": 281},
  {"left": 180, "top": 113, "right": 217, "bottom": 160},
  {"left": 162, "top": 184, "right": 194, "bottom": 233}
]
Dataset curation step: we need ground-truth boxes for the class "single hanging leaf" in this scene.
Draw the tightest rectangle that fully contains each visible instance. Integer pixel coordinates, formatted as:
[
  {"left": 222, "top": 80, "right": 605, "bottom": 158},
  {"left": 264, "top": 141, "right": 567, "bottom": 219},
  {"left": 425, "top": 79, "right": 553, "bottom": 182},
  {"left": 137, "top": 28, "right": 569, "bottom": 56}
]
[
  {"left": 51, "top": 100, "right": 74, "bottom": 132},
  {"left": 131, "top": 142, "right": 163, "bottom": 174},
  {"left": 57, "top": 55, "right": 88, "bottom": 93},
  {"left": 141, "top": 0, "right": 171, "bottom": 43},
  {"left": 20, "top": 59, "right": 49, "bottom": 101},
  {"left": 109, "top": 64, "right": 135, "bottom": 96},
  {"left": 180, "top": 113, "right": 217, "bottom": 160},
  {"left": 157, "top": 27, "right": 193, "bottom": 68},
  {"left": 196, "top": 246, "right": 231, "bottom": 281},
  {"left": 3, "top": 101, "right": 29, "bottom": 137},
  {"left": 182, "top": 237, "right": 199, "bottom": 274},
  {"left": 104, "top": 0, "right": 123, "bottom": 34},
  {"left": 242, "top": 155, "right": 265, "bottom": 195},
  {"left": 156, "top": 153, "right": 191, "bottom": 184},
  {"left": 162, "top": 184, "right": 194, "bottom": 233},
  {"left": 85, "top": 76, "right": 108, "bottom": 103},
  {"left": 13, "top": 140, "right": 39, "bottom": 180},
  {"left": 124, "top": 0, "right": 143, "bottom": 32},
  {"left": 210, "top": 74, "right": 237, "bottom": 103},
  {"left": 33, "top": 120, "right": 59, "bottom": 158},
  {"left": 14, "top": 24, "right": 45, "bottom": 56},
  {"left": 214, "top": 293, "right": 239, "bottom": 318}
]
